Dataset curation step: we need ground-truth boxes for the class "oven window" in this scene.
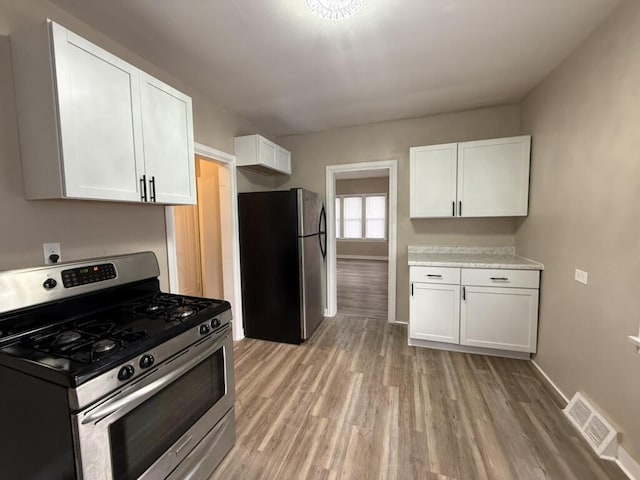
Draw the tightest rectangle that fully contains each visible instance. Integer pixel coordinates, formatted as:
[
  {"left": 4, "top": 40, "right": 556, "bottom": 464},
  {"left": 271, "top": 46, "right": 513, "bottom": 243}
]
[{"left": 109, "top": 347, "right": 226, "bottom": 480}]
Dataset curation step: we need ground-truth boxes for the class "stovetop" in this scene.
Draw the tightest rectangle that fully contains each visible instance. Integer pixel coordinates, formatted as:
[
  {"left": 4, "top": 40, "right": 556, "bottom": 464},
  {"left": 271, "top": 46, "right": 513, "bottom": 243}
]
[{"left": 0, "top": 286, "right": 230, "bottom": 387}]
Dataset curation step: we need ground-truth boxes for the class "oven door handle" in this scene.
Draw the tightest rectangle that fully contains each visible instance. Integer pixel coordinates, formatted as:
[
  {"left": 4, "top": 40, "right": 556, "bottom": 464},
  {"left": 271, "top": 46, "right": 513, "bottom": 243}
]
[{"left": 81, "top": 330, "right": 230, "bottom": 425}]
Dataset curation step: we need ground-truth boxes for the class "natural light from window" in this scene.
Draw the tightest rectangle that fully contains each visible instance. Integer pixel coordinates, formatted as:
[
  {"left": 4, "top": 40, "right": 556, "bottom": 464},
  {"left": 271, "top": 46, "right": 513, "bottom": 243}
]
[{"left": 336, "top": 194, "right": 386, "bottom": 240}]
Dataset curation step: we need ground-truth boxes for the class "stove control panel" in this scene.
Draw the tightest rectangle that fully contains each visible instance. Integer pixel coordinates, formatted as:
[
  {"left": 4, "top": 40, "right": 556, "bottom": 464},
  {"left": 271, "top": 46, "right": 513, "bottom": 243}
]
[{"left": 61, "top": 263, "right": 117, "bottom": 288}]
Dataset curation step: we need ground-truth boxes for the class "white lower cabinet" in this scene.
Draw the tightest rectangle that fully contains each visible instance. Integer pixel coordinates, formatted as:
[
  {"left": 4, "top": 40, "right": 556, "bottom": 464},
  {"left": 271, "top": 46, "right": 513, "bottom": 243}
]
[
  {"left": 409, "top": 266, "right": 540, "bottom": 355},
  {"left": 460, "top": 286, "right": 539, "bottom": 353},
  {"left": 410, "top": 282, "right": 460, "bottom": 344}
]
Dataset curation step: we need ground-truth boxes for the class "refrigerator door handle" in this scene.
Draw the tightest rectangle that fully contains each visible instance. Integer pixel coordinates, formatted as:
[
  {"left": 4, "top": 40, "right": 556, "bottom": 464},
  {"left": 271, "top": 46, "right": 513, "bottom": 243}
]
[{"left": 319, "top": 206, "right": 327, "bottom": 258}]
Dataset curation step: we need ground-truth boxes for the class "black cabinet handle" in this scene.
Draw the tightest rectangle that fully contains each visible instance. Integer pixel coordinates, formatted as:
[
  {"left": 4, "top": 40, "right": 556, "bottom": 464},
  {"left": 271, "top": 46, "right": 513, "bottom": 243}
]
[
  {"left": 452, "top": 201, "right": 455, "bottom": 217},
  {"left": 411, "top": 283, "right": 414, "bottom": 296},
  {"left": 149, "top": 176, "right": 156, "bottom": 203},
  {"left": 459, "top": 201, "right": 462, "bottom": 216},
  {"left": 462, "top": 286, "right": 466, "bottom": 301},
  {"left": 490, "top": 277, "right": 509, "bottom": 281},
  {"left": 427, "top": 274, "right": 443, "bottom": 278},
  {"left": 140, "top": 175, "right": 147, "bottom": 202}
]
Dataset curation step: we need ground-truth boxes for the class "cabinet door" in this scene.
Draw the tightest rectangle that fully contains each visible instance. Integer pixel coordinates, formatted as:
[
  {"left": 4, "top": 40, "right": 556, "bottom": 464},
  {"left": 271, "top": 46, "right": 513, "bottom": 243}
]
[
  {"left": 410, "top": 282, "right": 460, "bottom": 344},
  {"left": 52, "top": 23, "right": 145, "bottom": 202},
  {"left": 410, "top": 144, "right": 458, "bottom": 217},
  {"left": 275, "top": 147, "right": 291, "bottom": 174},
  {"left": 139, "top": 73, "right": 196, "bottom": 205},
  {"left": 258, "top": 138, "right": 277, "bottom": 168},
  {"left": 460, "top": 286, "right": 538, "bottom": 352},
  {"left": 457, "top": 136, "right": 531, "bottom": 217}
]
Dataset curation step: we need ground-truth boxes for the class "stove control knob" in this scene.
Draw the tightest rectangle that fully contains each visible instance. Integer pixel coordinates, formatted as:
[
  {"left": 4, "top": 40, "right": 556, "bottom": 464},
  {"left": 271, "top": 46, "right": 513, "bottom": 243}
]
[
  {"left": 118, "top": 365, "right": 135, "bottom": 381},
  {"left": 139, "top": 354, "right": 154, "bottom": 369},
  {"left": 199, "top": 324, "right": 211, "bottom": 335},
  {"left": 43, "top": 278, "right": 57, "bottom": 290},
  {"left": 211, "top": 318, "right": 221, "bottom": 329}
]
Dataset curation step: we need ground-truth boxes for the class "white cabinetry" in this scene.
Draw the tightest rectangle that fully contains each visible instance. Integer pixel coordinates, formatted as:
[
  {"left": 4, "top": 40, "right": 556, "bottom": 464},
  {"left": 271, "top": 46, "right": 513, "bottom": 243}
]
[
  {"left": 234, "top": 135, "right": 291, "bottom": 175},
  {"left": 11, "top": 20, "right": 195, "bottom": 205},
  {"left": 410, "top": 266, "right": 461, "bottom": 344},
  {"left": 409, "top": 144, "right": 458, "bottom": 217},
  {"left": 409, "top": 266, "right": 540, "bottom": 356},
  {"left": 410, "top": 136, "right": 531, "bottom": 218}
]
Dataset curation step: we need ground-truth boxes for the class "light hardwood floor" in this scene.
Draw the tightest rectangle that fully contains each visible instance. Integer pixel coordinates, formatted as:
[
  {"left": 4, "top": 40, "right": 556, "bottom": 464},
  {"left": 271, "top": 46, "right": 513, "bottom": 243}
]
[
  {"left": 210, "top": 261, "right": 625, "bottom": 480},
  {"left": 337, "top": 259, "right": 388, "bottom": 318}
]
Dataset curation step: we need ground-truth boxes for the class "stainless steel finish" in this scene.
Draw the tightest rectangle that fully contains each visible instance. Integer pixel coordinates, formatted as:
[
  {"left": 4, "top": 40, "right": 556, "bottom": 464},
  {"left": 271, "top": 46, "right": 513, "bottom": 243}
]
[
  {"left": 69, "top": 309, "right": 232, "bottom": 410},
  {"left": 299, "top": 235, "right": 323, "bottom": 340},
  {"left": 297, "top": 188, "right": 323, "bottom": 237},
  {"left": 72, "top": 325, "right": 235, "bottom": 480},
  {"left": 296, "top": 188, "right": 325, "bottom": 341},
  {"left": 166, "top": 408, "right": 236, "bottom": 480},
  {"left": 0, "top": 252, "right": 159, "bottom": 314}
]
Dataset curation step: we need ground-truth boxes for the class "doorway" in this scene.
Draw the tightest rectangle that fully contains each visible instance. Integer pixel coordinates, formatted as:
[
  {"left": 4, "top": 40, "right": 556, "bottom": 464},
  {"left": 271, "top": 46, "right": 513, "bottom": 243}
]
[
  {"left": 325, "top": 160, "right": 398, "bottom": 323},
  {"left": 165, "top": 144, "right": 244, "bottom": 340}
]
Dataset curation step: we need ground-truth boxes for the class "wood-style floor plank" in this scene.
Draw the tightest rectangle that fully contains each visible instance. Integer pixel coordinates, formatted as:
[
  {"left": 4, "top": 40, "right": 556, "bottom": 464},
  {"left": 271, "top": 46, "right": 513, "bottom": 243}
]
[
  {"left": 337, "top": 259, "right": 388, "bottom": 318},
  {"left": 209, "top": 261, "right": 625, "bottom": 480}
]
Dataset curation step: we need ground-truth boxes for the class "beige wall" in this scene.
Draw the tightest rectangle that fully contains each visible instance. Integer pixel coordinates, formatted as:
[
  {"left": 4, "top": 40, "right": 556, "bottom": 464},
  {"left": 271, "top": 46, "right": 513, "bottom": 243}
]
[
  {"left": 277, "top": 105, "right": 521, "bottom": 322},
  {"left": 336, "top": 177, "right": 389, "bottom": 258},
  {"left": 0, "top": 0, "right": 267, "bottom": 288},
  {"left": 517, "top": 0, "right": 640, "bottom": 460}
]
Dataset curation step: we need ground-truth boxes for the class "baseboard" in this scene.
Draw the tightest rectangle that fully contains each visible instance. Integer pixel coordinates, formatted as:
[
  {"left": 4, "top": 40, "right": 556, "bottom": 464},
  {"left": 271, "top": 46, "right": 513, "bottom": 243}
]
[
  {"left": 530, "top": 361, "right": 640, "bottom": 479},
  {"left": 617, "top": 446, "right": 640, "bottom": 480},
  {"left": 337, "top": 255, "right": 388, "bottom": 261},
  {"left": 530, "top": 360, "right": 570, "bottom": 404}
]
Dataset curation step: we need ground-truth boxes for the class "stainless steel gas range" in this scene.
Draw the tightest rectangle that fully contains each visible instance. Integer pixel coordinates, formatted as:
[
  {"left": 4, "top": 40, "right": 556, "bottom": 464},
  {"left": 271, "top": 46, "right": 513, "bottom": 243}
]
[{"left": 0, "top": 252, "right": 236, "bottom": 480}]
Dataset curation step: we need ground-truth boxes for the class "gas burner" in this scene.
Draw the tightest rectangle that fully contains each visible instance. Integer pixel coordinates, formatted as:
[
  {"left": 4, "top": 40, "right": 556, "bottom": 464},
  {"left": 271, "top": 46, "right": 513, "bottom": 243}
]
[
  {"left": 167, "top": 306, "right": 196, "bottom": 321},
  {"left": 54, "top": 331, "right": 82, "bottom": 345},
  {"left": 146, "top": 304, "right": 162, "bottom": 313},
  {"left": 93, "top": 339, "right": 117, "bottom": 353}
]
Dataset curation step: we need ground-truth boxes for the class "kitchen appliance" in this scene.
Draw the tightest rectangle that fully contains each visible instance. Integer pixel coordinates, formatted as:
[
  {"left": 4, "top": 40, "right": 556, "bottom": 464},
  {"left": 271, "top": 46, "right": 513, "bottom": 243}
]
[
  {"left": 238, "top": 188, "right": 326, "bottom": 344},
  {"left": 0, "top": 252, "right": 235, "bottom": 480}
]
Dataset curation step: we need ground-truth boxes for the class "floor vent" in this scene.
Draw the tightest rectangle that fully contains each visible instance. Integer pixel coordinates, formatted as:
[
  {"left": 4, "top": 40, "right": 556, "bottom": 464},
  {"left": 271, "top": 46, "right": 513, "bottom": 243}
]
[{"left": 564, "top": 392, "right": 618, "bottom": 459}]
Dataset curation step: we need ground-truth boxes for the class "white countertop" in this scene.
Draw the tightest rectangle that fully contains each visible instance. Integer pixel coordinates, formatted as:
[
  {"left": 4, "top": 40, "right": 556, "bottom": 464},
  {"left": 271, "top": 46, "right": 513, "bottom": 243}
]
[{"left": 408, "top": 246, "right": 544, "bottom": 270}]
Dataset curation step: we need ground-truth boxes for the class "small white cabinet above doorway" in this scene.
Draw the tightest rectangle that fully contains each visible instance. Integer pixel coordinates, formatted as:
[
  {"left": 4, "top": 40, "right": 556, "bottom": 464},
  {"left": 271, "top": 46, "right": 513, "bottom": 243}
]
[
  {"left": 234, "top": 135, "right": 292, "bottom": 175},
  {"left": 11, "top": 20, "right": 196, "bottom": 205},
  {"left": 410, "top": 135, "right": 531, "bottom": 218}
]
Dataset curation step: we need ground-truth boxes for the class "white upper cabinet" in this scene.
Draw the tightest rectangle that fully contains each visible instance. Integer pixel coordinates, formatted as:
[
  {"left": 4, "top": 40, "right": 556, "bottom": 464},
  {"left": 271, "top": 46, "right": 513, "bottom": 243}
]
[
  {"left": 457, "top": 136, "right": 531, "bottom": 217},
  {"left": 409, "top": 135, "right": 531, "bottom": 218},
  {"left": 410, "top": 143, "right": 458, "bottom": 218},
  {"left": 139, "top": 73, "right": 196, "bottom": 204},
  {"left": 234, "top": 135, "right": 291, "bottom": 175},
  {"left": 11, "top": 20, "right": 196, "bottom": 205}
]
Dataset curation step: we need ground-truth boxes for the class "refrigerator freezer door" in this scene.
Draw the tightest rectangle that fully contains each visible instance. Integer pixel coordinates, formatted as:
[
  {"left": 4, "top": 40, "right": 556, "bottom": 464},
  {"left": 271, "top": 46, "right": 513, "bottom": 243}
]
[
  {"left": 297, "top": 189, "right": 323, "bottom": 237},
  {"left": 299, "top": 234, "right": 324, "bottom": 340},
  {"left": 238, "top": 190, "right": 302, "bottom": 344}
]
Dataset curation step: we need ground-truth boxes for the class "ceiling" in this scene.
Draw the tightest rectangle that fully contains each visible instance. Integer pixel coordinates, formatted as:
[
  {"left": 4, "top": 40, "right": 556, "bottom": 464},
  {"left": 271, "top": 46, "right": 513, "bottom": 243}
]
[{"left": 50, "top": 0, "right": 620, "bottom": 137}]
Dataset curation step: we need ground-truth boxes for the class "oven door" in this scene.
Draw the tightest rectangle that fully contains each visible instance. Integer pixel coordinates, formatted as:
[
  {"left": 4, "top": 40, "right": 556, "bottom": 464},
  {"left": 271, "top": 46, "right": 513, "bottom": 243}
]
[{"left": 72, "top": 325, "right": 234, "bottom": 480}]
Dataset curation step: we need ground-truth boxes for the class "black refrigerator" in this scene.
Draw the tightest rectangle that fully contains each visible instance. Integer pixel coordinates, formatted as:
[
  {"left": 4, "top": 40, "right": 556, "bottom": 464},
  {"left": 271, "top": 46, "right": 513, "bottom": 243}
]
[{"left": 238, "top": 188, "right": 326, "bottom": 344}]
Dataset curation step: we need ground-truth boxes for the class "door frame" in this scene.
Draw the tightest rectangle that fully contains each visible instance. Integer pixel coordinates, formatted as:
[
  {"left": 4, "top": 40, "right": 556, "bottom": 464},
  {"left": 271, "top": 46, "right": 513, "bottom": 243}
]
[
  {"left": 165, "top": 143, "right": 244, "bottom": 340},
  {"left": 325, "top": 160, "right": 398, "bottom": 323}
]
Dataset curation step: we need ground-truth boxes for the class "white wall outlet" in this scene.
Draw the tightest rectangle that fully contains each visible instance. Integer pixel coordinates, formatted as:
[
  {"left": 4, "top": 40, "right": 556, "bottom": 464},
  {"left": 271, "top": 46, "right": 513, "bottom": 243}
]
[
  {"left": 575, "top": 268, "right": 588, "bottom": 285},
  {"left": 43, "top": 242, "right": 61, "bottom": 264}
]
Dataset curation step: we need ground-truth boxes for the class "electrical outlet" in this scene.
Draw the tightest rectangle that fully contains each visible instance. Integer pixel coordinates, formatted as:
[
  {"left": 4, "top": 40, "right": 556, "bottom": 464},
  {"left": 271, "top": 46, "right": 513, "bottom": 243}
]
[
  {"left": 43, "top": 243, "right": 61, "bottom": 264},
  {"left": 575, "top": 268, "right": 588, "bottom": 285}
]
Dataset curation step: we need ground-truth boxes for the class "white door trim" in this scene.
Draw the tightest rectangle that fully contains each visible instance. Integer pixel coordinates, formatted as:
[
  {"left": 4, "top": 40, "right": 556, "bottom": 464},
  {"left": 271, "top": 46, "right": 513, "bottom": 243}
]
[
  {"left": 165, "top": 142, "right": 244, "bottom": 340},
  {"left": 326, "top": 160, "right": 398, "bottom": 323}
]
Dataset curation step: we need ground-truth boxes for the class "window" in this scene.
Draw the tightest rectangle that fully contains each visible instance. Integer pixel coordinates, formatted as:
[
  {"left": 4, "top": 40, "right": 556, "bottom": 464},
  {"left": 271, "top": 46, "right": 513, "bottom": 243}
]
[{"left": 335, "top": 194, "right": 386, "bottom": 240}]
